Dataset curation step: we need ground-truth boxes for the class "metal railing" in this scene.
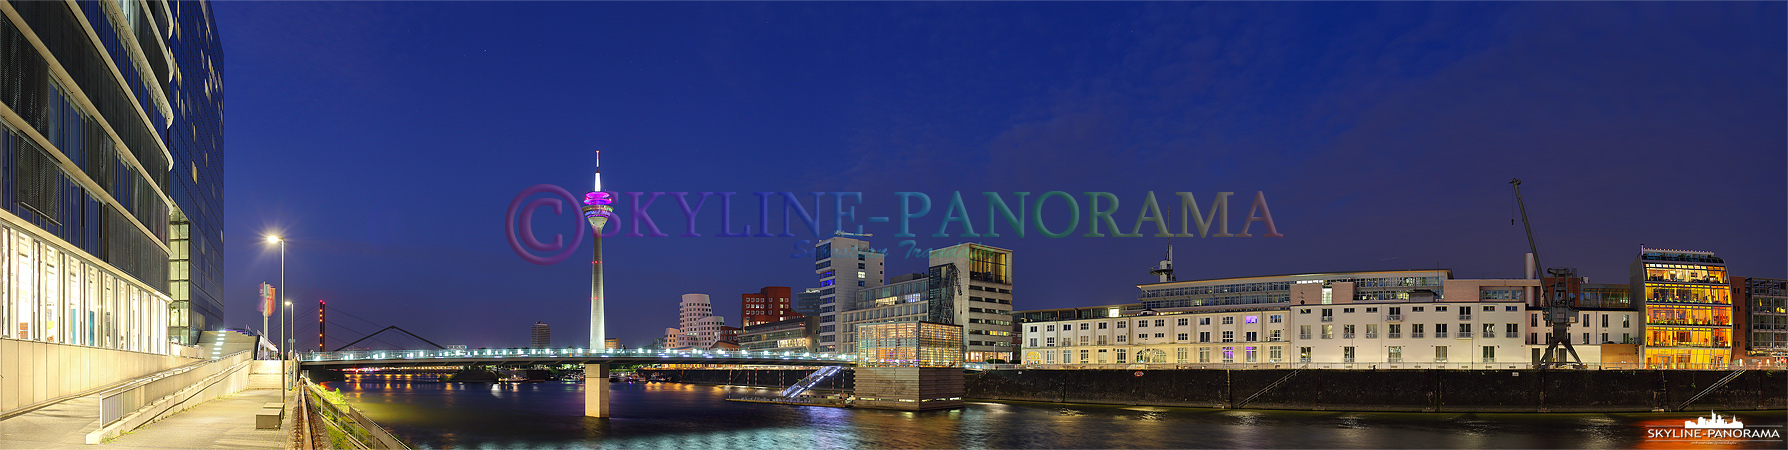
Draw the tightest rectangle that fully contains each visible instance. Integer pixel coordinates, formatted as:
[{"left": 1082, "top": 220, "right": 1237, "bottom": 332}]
[
  {"left": 1385, "top": 314, "right": 1402, "bottom": 322},
  {"left": 302, "top": 347, "right": 858, "bottom": 363},
  {"left": 304, "top": 380, "right": 409, "bottom": 449},
  {"left": 98, "top": 350, "right": 252, "bottom": 426}
]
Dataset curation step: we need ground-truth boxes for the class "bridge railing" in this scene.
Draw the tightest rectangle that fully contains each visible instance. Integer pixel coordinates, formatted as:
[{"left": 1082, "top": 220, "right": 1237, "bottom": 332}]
[{"left": 301, "top": 347, "right": 862, "bottom": 363}]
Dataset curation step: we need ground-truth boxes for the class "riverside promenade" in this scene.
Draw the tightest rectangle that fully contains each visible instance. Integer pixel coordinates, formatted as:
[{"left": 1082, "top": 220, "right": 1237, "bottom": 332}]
[{"left": 0, "top": 388, "right": 285, "bottom": 449}]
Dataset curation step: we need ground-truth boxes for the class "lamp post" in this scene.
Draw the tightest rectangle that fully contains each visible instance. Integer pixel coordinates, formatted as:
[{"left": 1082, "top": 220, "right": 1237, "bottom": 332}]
[{"left": 265, "top": 235, "right": 287, "bottom": 404}]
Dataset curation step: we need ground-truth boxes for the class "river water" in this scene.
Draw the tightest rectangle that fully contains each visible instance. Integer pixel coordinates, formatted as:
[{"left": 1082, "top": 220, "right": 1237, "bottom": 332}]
[{"left": 322, "top": 375, "right": 1784, "bottom": 449}]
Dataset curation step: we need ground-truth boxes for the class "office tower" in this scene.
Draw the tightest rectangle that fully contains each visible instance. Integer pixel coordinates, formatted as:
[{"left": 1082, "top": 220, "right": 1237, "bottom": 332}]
[
  {"left": 814, "top": 236, "right": 884, "bottom": 352},
  {"left": 531, "top": 322, "right": 550, "bottom": 349}
]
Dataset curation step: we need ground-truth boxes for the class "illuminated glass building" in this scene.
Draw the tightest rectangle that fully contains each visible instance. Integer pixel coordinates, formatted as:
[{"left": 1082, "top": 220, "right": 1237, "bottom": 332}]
[
  {"left": 1731, "top": 277, "right": 1786, "bottom": 362},
  {"left": 1630, "top": 247, "right": 1732, "bottom": 369},
  {"left": 0, "top": 0, "right": 222, "bottom": 352}
]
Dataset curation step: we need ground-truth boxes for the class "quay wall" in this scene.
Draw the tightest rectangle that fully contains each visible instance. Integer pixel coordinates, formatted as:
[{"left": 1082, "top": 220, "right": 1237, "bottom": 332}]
[
  {"left": 965, "top": 369, "right": 1786, "bottom": 412},
  {"left": 638, "top": 368, "right": 853, "bottom": 391}
]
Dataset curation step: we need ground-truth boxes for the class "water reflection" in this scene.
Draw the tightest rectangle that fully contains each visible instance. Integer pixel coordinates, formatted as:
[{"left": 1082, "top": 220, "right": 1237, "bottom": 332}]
[{"left": 324, "top": 375, "right": 1783, "bottom": 449}]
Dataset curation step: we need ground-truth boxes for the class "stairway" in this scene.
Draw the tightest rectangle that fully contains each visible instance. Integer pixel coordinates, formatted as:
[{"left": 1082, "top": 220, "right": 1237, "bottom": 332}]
[
  {"left": 779, "top": 366, "right": 843, "bottom": 398},
  {"left": 1676, "top": 370, "right": 1746, "bottom": 411}
]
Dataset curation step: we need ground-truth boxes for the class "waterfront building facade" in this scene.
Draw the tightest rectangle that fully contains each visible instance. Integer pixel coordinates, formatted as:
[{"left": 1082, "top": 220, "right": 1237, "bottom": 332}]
[
  {"left": 813, "top": 236, "right": 884, "bottom": 352},
  {"left": 929, "top": 243, "right": 1015, "bottom": 363},
  {"left": 1020, "top": 271, "right": 1539, "bottom": 368},
  {"left": 741, "top": 286, "right": 797, "bottom": 327},
  {"left": 0, "top": 0, "right": 224, "bottom": 354},
  {"left": 1522, "top": 283, "right": 1640, "bottom": 365},
  {"left": 1732, "top": 277, "right": 1787, "bottom": 362},
  {"left": 1630, "top": 247, "right": 1732, "bottom": 368},
  {"left": 737, "top": 316, "right": 815, "bottom": 352}
]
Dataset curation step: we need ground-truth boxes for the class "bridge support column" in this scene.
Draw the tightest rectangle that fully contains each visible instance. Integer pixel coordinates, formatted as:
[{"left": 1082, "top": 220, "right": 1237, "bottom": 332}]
[{"left": 584, "top": 363, "right": 609, "bottom": 418}]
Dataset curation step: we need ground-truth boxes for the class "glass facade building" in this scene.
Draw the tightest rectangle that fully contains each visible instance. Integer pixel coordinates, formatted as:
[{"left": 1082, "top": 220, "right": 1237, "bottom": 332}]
[
  {"left": 856, "top": 321, "right": 963, "bottom": 368},
  {"left": 0, "top": 0, "right": 222, "bottom": 353},
  {"left": 1630, "top": 248, "right": 1731, "bottom": 368}
]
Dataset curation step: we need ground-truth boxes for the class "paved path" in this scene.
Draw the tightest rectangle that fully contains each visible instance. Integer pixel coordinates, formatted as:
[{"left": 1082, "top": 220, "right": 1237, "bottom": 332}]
[{"left": 0, "top": 389, "right": 286, "bottom": 449}]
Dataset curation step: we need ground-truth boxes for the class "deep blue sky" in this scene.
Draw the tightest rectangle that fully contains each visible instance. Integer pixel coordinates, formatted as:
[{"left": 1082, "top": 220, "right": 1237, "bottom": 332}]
[{"left": 216, "top": 2, "right": 1785, "bottom": 350}]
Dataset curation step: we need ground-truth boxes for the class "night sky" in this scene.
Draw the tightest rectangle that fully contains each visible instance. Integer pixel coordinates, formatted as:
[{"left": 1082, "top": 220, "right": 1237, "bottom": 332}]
[{"left": 215, "top": 2, "right": 1785, "bottom": 350}]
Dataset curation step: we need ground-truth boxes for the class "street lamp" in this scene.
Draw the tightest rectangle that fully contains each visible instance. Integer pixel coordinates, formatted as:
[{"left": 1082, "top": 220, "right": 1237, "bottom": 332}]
[{"left": 265, "top": 235, "right": 287, "bottom": 404}]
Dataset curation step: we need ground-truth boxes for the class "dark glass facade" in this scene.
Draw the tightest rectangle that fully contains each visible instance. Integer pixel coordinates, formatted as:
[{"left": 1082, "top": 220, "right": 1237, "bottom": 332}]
[
  {"left": 163, "top": 0, "right": 225, "bottom": 345},
  {"left": 0, "top": 0, "right": 222, "bottom": 349}
]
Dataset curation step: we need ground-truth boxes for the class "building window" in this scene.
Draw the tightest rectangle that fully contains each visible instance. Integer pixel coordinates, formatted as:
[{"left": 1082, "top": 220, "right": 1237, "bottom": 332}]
[
  {"left": 1155, "top": 319, "right": 1165, "bottom": 327},
  {"left": 1435, "top": 323, "right": 1449, "bottom": 339},
  {"left": 1270, "top": 330, "right": 1282, "bottom": 341},
  {"left": 1030, "top": 338, "right": 1038, "bottom": 347},
  {"left": 1365, "top": 324, "right": 1378, "bottom": 339},
  {"left": 1116, "top": 335, "right": 1126, "bottom": 343},
  {"left": 1342, "top": 325, "right": 1355, "bottom": 339},
  {"left": 1269, "top": 346, "right": 1282, "bottom": 363},
  {"left": 1200, "top": 317, "right": 1211, "bottom": 325},
  {"left": 1116, "top": 349, "right": 1127, "bottom": 364},
  {"left": 1097, "top": 335, "right": 1108, "bottom": 345},
  {"left": 1599, "top": 332, "right": 1608, "bottom": 343},
  {"left": 1176, "top": 347, "right": 1188, "bottom": 363},
  {"left": 1221, "top": 347, "right": 1234, "bottom": 363},
  {"left": 1080, "top": 335, "right": 1090, "bottom": 345},
  {"left": 1581, "top": 332, "right": 1589, "bottom": 345},
  {"left": 1270, "top": 315, "right": 1283, "bottom": 323},
  {"left": 1299, "top": 325, "right": 1311, "bottom": 340},
  {"left": 1177, "top": 318, "right": 1189, "bottom": 326},
  {"left": 1080, "top": 350, "right": 1090, "bottom": 364},
  {"left": 1042, "top": 325, "right": 1050, "bottom": 332},
  {"left": 1117, "top": 321, "right": 1127, "bottom": 329},
  {"left": 1246, "top": 347, "right": 1258, "bottom": 363},
  {"left": 1388, "top": 346, "right": 1403, "bottom": 363},
  {"left": 1099, "top": 322, "right": 1108, "bottom": 329},
  {"left": 1481, "top": 346, "right": 1495, "bottom": 363},
  {"left": 1343, "top": 308, "right": 1355, "bottom": 314},
  {"left": 1366, "top": 307, "right": 1378, "bottom": 313},
  {"left": 1483, "top": 323, "right": 1496, "bottom": 338},
  {"left": 1222, "top": 331, "right": 1234, "bottom": 342},
  {"left": 1245, "top": 331, "right": 1258, "bottom": 342},
  {"left": 1154, "top": 333, "right": 1164, "bottom": 339},
  {"left": 1096, "top": 349, "right": 1107, "bottom": 364},
  {"left": 1222, "top": 316, "right": 1234, "bottom": 325},
  {"left": 1437, "top": 306, "right": 1448, "bottom": 312},
  {"left": 1435, "top": 346, "right": 1449, "bottom": 362},
  {"left": 1320, "top": 309, "right": 1333, "bottom": 322},
  {"left": 1199, "top": 347, "right": 1211, "bottom": 363},
  {"left": 1321, "top": 325, "right": 1333, "bottom": 339},
  {"left": 1388, "top": 323, "right": 1401, "bottom": 339},
  {"left": 1299, "top": 347, "right": 1312, "bottom": 363},
  {"left": 1342, "top": 346, "right": 1356, "bottom": 363},
  {"left": 1601, "top": 314, "right": 1609, "bottom": 328},
  {"left": 1200, "top": 331, "right": 1210, "bottom": 343},
  {"left": 1413, "top": 307, "right": 1424, "bottom": 312},
  {"left": 1046, "top": 351, "right": 1056, "bottom": 364},
  {"left": 1178, "top": 333, "right": 1189, "bottom": 341},
  {"left": 1505, "top": 323, "right": 1519, "bottom": 339},
  {"left": 1530, "top": 314, "right": 1539, "bottom": 327},
  {"left": 1622, "top": 315, "right": 1630, "bottom": 328},
  {"left": 1138, "top": 320, "right": 1148, "bottom": 328},
  {"left": 1412, "top": 324, "right": 1425, "bottom": 339}
]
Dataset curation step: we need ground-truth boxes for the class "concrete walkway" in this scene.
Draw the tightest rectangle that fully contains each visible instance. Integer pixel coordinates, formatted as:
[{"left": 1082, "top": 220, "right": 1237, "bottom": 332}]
[{"left": 0, "top": 389, "right": 285, "bottom": 449}]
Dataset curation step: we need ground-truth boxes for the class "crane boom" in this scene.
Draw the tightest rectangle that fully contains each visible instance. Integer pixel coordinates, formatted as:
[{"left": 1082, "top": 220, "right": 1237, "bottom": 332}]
[{"left": 1510, "top": 178, "right": 1542, "bottom": 279}]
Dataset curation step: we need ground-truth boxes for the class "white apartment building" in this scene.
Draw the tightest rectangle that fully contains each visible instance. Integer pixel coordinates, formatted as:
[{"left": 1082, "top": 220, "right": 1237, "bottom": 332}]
[
  {"left": 671, "top": 293, "right": 726, "bottom": 349},
  {"left": 1020, "top": 307, "right": 1290, "bottom": 366},
  {"left": 1020, "top": 271, "right": 1546, "bottom": 369},
  {"left": 1286, "top": 279, "right": 1531, "bottom": 368}
]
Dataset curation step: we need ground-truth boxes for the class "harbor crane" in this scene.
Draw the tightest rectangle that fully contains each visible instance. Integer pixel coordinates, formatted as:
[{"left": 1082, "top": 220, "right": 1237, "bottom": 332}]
[{"left": 1511, "top": 178, "right": 1584, "bottom": 368}]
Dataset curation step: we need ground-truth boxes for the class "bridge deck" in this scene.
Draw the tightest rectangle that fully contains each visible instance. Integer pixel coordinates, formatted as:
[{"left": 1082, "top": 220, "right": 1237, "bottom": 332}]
[{"left": 297, "top": 348, "right": 857, "bottom": 368}]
